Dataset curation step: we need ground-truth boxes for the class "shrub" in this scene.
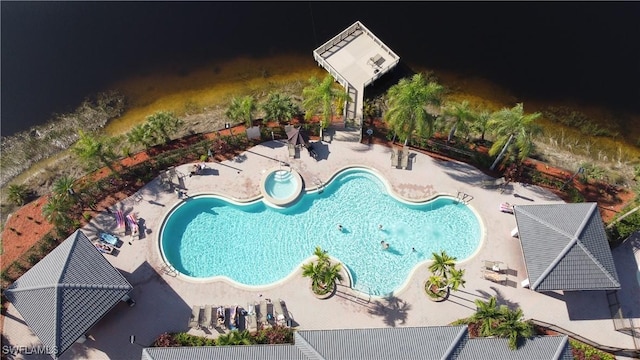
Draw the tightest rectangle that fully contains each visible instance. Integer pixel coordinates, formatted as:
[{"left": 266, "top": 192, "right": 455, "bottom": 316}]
[
  {"left": 27, "top": 253, "right": 40, "bottom": 266},
  {"left": 568, "top": 339, "right": 615, "bottom": 360},
  {"left": 253, "top": 325, "right": 294, "bottom": 344},
  {"left": 83, "top": 212, "right": 92, "bottom": 221},
  {"left": 152, "top": 332, "right": 180, "bottom": 347}
]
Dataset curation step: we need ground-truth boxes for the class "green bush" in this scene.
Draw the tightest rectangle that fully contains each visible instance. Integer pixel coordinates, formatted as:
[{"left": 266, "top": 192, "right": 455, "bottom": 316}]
[
  {"left": 608, "top": 210, "right": 640, "bottom": 243},
  {"left": 173, "top": 332, "right": 216, "bottom": 346},
  {"left": 568, "top": 339, "right": 615, "bottom": 360}
]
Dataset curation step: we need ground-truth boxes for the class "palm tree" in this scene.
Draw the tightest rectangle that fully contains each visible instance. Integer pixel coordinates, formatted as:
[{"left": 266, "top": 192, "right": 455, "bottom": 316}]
[
  {"left": 72, "top": 130, "right": 118, "bottom": 173},
  {"left": 385, "top": 73, "right": 443, "bottom": 145},
  {"left": 495, "top": 307, "right": 534, "bottom": 350},
  {"left": 471, "top": 296, "right": 505, "bottom": 337},
  {"left": 7, "top": 184, "right": 30, "bottom": 206},
  {"left": 127, "top": 123, "right": 156, "bottom": 149},
  {"left": 226, "top": 96, "right": 256, "bottom": 127},
  {"left": 472, "top": 110, "right": 491, "bottom": 142},
  {"left": 215, "top": 330, "right": 253, "bottom": 346},
  {"left": 442, "top": 100, "right": 475, "bottom": 143},
  {"left": 302, "top": 75, "right": 350, "bottom": 137},
  {"left": 42, "top": 195, "right": 72, "bottom": 230},
  {"left": 146, "top": 111, "right": 183, "bottom": 144},
  {"left": 52, "top": 175, "right": 76, "bottom": 204},
  {"left": 428, "top": 250, "right": 456, "bottom": 277},
  {"left": 262, "top": 92, "right": 298, "bottom": 124},
  {"left": 446, "top": 267, "right": 466, "bottom": 291},
  {"left": 488, "top": 103, "right": 543, "bottom": 170},
  {"left": 302, "top": 246, "right": 343, "bottom": 296}
]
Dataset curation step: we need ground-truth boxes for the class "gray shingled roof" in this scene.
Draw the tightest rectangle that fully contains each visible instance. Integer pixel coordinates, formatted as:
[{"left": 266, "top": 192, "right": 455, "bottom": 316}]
[
  {"left": 141, "top": 327, "right": 574, "bottom": 360},
  {"left": 453, "top": 335, "right": 572, "bottom": 360},
  {"left": 295, "top": 326, "right": 467, "bottom": 360},
  {"left": 513, "top": 203, "right": 620, "bottom": 291},
  {"left": 4, "top": 230, "right": 133, "bottom": 359},
  {"left": 141, "top": 344, "right": 308, "bottom": 360}
]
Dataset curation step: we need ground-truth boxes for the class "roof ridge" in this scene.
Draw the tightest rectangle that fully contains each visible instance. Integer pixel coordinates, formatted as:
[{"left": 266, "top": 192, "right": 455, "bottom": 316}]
[
  {"left": 552, "top": 335, "right": 569, "bottom": 360},
  {"left": 441, "top": 326, "right": 468, "bottom": 360},
  {"left": 574, "top": 240, "right": 621, "bottom": 287}
]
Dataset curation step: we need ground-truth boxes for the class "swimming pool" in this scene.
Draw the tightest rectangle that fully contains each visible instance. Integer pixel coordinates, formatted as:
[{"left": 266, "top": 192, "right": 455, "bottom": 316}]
[{"left": 160, "top": 167, "right": 482, "bottom": 296}]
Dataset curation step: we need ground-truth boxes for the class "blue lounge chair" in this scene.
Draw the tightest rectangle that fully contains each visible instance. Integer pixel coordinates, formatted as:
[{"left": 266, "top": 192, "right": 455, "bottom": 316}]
[{"left": 99, "top": 232, "right": 118, "bottom": 246}]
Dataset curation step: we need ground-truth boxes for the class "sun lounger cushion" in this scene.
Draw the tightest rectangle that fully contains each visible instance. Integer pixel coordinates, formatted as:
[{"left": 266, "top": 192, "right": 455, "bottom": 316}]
[{"left": 99, "top": 232, "right": 118, "bottom": 246}]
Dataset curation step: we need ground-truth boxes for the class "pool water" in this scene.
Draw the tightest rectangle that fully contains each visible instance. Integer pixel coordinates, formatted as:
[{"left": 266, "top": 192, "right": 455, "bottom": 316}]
[
  {"left": 265, "top": 170, "right": 297, "bottom": 199},
  {"left": 160, "top": 168, "right": 482, "bottom": 295}
]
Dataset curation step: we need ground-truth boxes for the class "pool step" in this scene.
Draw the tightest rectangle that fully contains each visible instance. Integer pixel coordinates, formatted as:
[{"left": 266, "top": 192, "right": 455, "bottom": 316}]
[{"left": 273, "top": 170, "right": 293, "bottom": 183}]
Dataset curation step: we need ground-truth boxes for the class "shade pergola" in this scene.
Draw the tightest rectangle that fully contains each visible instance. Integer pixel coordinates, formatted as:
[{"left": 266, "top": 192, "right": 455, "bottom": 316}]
[
  {"left": 4, "top": 230, "right": 133, "bottom": 358},
  {"left": 513, "top": 203, "right": 620, "bottom": 292}
]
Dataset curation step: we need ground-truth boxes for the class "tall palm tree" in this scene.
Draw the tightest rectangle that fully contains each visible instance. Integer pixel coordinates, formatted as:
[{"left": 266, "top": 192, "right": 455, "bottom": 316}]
[
  {"left": 262, "top": 92, "right": 298, "bottom": 124},
  {"left": 226, "top": 96, "right": 257, "bottom": 127},
  {"left": 495, "top": 307, "right": 534, "bottom": 350},
  {"left": 471, "top": 296, "right": 505, "bottom": 337},
  {"left": 215, "top": 330, "right": 253, "bottom": 346},
  {"left": 313, "top": 246, "right": 329, "bottom": 264},
  {"left": 488, "top": 103, "right": 543, "bottom": 170},
  {"left": 146, "top": 111, "right": 183, "bottom": 144},
  {"left": 302, "top": 246, "right": 343, "bottom": 296},
  {"left": 385, "top": 73, "right": 443, "bottom": 145},
  {"left": 442, "top": 100, "right": 475, "bottom": 143},
  {"left": 72, "top": 130, "right": 118, "bottom": 173},
  {"left": 428, "top": 250, "right": 456, "bottom": 277},
  {"left": 302, "top": 75, "right": 350, "bottom": 136}
]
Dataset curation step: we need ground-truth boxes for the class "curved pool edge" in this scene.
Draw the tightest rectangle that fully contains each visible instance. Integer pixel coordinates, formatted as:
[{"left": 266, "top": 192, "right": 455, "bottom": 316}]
[{"left": 156, "top": 166, "right": 486, "bottom": 296}]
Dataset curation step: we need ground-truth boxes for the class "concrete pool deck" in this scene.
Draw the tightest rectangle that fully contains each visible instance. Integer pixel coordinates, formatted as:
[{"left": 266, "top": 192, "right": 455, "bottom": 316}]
[{"left": 3, "top": 140, "right": 639, "bottom": 359}]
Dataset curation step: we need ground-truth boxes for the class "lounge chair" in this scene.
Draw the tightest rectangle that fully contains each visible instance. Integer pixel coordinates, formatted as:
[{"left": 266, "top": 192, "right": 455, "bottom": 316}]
[
  {"left": 391, "top": 149, "right": 401, "bottom": 168},
  {"left": 499, "top": 202, "right": 514, "bottom": 214},
  {"left": 244, "top": 303, "right": 258, "bottom": 332},
  {"left": 115, "top": 211, "right": 125, "bottom": 235},
  {"left": 288, "top": 143, "right": 296, "bottom": 158},
  {"left": 483, "top": 260, "right": 508, "bottom": 273},
  {"left": 229, "top": 306, "right": 238, "bottom": 330},
  {"left": 481, "top": 177, "right": 506, "bottom": 189},
  {"left": 259, "top": 300, "right": 272, "bottom": 329},
  {"left": 126, "top": 214, "right": 139, "bottom": 240},
  {"left": 98, "top": 232, "right": 118, "bottom": 246},
  {"left": 201, "top": 305, "right": 212, "bottom": 329},
  {"left": 272, "top": 299, "right": 290, "bottom": 327},
  {"left": 482, "top": 269, "right": 507, "bottom": 284},
  {"left": 93, "top": 241, "right": 114, "bottom": 255},
  {"left": 188, "top": 306, "right": 203, "bottom": 328},
  {"left": 215, "top": 306, "right": 226, "bottom": 330},
  {"left": 400, "top": 147, "right": 410, "bottom": 169}
]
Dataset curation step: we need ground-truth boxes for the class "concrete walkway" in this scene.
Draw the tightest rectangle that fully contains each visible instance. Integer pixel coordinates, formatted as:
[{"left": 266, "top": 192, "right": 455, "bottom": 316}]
[{"left": 3, "top": 140, "right": 638, "bottom": 359}]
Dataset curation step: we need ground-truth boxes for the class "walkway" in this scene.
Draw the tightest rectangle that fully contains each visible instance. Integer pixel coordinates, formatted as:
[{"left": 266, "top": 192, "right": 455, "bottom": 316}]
[{"left": 2, "top": 140, "right": 638, "bottom": 360}]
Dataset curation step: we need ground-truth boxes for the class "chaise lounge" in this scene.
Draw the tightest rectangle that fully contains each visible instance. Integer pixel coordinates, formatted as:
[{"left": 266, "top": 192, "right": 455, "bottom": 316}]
[
  {"left": 391, "top": 148, "right": 401, "bottom": 168},
  {"left": 201, "top": 305, "right": 212, "bottom": 329},
  {"left": 272, "top": 299, "right": 291, "bottom": 327},
  {"left": 483, "top": 260, "right": 508, "bottom": 273},
  {"left": 188, "top": 306, "right": 203, "bottom": 329},
  {"left": 482, "top": 269, "right": 507, "bottom": 284},
  {"left": 244, "top": 303, "right": 258, "bottom": 332}
]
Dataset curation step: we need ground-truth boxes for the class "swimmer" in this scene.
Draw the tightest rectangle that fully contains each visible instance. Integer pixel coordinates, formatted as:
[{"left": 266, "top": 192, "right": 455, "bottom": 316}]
[
  {"left": 338, "top": 224, "right": 343, "bottom": 232},
  {"left": 412, "top": 247, "right": 416, "bottom": 252},
  {"left": 378, "top": 224, "right": 383, "bottom": 230}
]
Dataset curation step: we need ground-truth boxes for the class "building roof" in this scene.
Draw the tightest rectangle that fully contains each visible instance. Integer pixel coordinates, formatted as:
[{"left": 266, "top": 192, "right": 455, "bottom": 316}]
[
  {"left": 453, "top": 335, "right": 573, "bottom": 360},
  {"left": 513, "top": 203, "right": 620, "bottom": 291},
  {"left": 141, "top": 326, "right": 572, "bottom": 360},
  {"left": 4, "top": 230, "right": 133, "bottom": 359}
]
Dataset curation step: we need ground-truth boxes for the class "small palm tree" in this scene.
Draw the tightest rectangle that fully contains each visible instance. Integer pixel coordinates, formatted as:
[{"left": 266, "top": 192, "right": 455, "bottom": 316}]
[
  {"left": 226, "top": 95, "right": 257, "bottom": 127},
  {"left": 425, "top": 250, "right": 465, "bottom": 301},
  {"left": 495, "top": 307, "right": 534, "bottom": 350},
  {"left": 471, "top": 296, "right": 505, "bottom": 336},
  {"left": 472, "top": 110, "right": 492, "bottom": 142},
  {"left": 7, "top": 184, "right": 30, "bottom": 206},
  {"left": 215, "top": 330, "right": 253, "bottom": 346},
  {"left": 302, "top": 246, "right": 343, "bottom": 297},
  {"left": 52, "top": 175, "right": 76, "bottom": 203},
  {"left": 428, "top": 250, "right": 456, "bottom": 277},
  {"left": 262, "top": 92, "right": 298, "bottom": 124},
  {"left": 146, "top": 111, "right": 183, "bottom": 144},
  {"left": 447, "top": 267, "right": 466, "bottom": 291},
  {"left": 42, "top": 195, "right": 72, "bottom": 230},
  {"left": 127, "top": 123, "right": 156, "bottom": 149},
  {"left": 72, "top": 130, "right": 119, "bottom": 173}
]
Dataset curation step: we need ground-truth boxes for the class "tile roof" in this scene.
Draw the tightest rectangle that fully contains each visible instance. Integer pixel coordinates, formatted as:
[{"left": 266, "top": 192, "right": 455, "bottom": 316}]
[
  {"left": 453, "top": 335, "right": 572, "bottom": 360},
  {"left": 4, "top": 230, "right": 133, "bottom": 359},
  {"left": 514, "top": 203, "right": 620, "bottom": 291},
  {"left": 141, "top": 327, "right": 573, "bottom": 360}
]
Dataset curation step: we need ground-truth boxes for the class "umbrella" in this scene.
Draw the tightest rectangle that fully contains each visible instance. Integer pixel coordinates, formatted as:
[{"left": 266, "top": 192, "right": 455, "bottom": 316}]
[{"left": 286, "top": 126, "right": 309, "bottom": 147}]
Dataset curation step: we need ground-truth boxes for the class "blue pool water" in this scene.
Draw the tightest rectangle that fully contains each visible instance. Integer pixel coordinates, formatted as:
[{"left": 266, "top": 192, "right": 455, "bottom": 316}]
[
  {"left": 160, "top": 168, "right": 482, "bottom": 295},
  {"left": 265, "top": 170, "right": 297, "bottom": 199}
]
